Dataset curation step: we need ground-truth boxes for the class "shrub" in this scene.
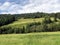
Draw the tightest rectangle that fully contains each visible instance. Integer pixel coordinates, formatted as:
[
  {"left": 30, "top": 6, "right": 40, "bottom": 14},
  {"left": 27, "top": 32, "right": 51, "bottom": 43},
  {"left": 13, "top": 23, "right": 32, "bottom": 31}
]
[{"left": 43, "top": 16, "right": 52, "bottom": 24}]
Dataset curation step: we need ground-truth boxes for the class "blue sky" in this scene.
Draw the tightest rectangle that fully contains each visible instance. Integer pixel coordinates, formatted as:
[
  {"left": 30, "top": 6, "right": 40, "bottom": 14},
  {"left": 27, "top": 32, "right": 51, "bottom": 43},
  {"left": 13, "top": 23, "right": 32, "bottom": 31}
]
[{"left": 0, "top": 0, "right": 60, "bottom": 14}]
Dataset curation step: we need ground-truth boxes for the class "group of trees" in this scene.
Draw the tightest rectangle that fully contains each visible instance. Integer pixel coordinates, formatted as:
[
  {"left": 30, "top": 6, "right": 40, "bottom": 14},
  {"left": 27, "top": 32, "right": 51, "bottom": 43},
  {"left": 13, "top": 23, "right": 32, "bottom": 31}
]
[
  {"left": 0, "top": 27, "right": 25, "bottom": 34},
  {"left": 25, "top": 16, "right": 60, "bottom": 33},
  {"left": 0, "top": 15, "right": 15, "bottom": 26},
  {"left": 0, "top": 12, "right": 60, "bottom": 19}
]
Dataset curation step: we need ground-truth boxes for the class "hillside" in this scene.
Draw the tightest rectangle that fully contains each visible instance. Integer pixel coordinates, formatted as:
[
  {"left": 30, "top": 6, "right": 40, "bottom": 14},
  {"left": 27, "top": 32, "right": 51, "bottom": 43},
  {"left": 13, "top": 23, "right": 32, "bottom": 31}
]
[
  {"left": 1, "top": 18, "right": 44, "bottom": 28},
  {"left": 0, "top": 17, "right": 60, "bottom": 34},
  {"left": 0, "top": 12, "right": 60, "bottom": 34},
  {"left": 0, "top": 18, "right": 44, "bottom": 33}
]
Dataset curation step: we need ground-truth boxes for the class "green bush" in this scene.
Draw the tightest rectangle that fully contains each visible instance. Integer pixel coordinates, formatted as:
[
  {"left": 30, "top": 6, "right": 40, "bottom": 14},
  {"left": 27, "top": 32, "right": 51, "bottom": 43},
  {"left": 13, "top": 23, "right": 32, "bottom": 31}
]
[
  {"left": 43, "top": 16, "right": 52, "bottom": 24},
  {"left": 0, "top": 26, "right": 25, "bottom": 34}
]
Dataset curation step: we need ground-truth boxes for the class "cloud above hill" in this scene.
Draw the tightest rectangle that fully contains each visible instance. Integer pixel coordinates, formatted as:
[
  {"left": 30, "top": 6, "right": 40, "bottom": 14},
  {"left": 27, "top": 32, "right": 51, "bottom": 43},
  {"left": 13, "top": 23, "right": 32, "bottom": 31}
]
[{"left": 0, "top": 0, "right": 60, "bottom": 14}]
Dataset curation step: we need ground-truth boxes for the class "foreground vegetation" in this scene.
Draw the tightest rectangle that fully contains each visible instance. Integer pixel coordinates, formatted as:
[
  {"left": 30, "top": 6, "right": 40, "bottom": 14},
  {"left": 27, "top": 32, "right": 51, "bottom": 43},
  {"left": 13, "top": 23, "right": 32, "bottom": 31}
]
[{"left": 0, "top": 32, "right": 60, "bottom": 45}]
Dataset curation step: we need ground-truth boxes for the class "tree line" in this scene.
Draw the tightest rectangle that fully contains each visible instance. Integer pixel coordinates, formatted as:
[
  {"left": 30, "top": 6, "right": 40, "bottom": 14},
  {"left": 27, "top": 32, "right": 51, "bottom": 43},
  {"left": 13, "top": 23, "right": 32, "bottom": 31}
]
[{"left": 0, "top": 15, "right": 15, "bottom": 26}]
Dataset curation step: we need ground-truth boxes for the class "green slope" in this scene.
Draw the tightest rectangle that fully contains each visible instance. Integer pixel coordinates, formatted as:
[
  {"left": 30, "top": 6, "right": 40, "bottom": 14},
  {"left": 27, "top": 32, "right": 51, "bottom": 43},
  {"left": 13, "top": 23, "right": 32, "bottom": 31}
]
[{"left": 0, "top": 18, "right": 44, "bottom": 29}]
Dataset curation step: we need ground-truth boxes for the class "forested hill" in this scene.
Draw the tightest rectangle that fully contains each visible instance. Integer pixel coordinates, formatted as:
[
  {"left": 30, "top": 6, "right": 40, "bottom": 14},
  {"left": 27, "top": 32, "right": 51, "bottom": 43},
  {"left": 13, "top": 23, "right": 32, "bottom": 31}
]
[
  {"left": 0, "top": 12, "right": 60, "bottom": 26},
  {"left": 0, "top": 12, "right": 60, "bottom": 34}
]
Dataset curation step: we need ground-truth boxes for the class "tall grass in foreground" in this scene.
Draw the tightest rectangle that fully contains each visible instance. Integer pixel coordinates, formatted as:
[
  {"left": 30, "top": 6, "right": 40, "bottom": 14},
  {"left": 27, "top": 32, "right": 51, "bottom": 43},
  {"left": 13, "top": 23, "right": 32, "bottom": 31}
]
[{"left": 0, "top": 32, "right": 60, "bottom": 45}]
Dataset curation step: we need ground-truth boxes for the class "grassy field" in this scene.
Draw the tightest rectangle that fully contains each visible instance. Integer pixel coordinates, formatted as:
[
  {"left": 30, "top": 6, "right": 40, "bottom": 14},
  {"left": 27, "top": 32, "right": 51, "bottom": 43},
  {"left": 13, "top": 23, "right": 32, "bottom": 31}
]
[{"left": 0, "top": 32, "right": 60, "bottom": 45}]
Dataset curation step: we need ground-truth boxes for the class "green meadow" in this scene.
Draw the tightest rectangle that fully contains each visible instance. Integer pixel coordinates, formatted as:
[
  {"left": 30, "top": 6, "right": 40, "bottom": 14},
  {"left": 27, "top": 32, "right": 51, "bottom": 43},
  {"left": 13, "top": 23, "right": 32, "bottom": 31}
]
[{"left": 0, "top": 32, "right": 60, "bottom": 45}]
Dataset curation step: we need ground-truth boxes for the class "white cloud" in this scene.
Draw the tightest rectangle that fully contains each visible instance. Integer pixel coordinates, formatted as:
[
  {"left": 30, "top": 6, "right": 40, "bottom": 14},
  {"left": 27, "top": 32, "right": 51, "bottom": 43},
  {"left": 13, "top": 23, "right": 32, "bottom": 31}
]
[
  {"left": 0, "top": 2, "right": 23, "bottom": 14},
  {"left": 23, "top": 0, "right": 60, "bottom": 13},
  {"left": 0, "top": 0, "right": 60, "bottom": 14},
  {"left": 0, "top": 2, "right": 11, "bottom": 10}
]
